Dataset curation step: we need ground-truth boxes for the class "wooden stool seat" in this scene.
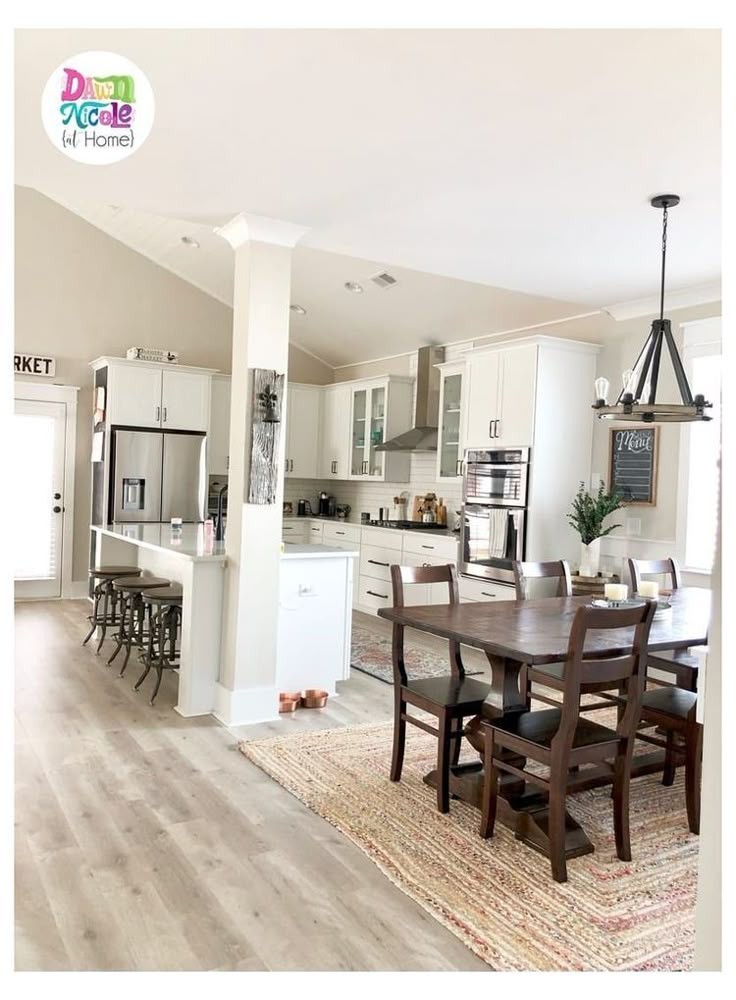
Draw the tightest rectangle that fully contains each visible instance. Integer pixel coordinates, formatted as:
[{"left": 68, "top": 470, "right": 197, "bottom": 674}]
[
  {"left": 113, "top": 575, "right": 170, "bottom": 591},
  {"left": 89, "top": 566, "right": 142, "bottom": 578},
  {"left": 142, "top": 586, "right": 182, "bottom": 603}
]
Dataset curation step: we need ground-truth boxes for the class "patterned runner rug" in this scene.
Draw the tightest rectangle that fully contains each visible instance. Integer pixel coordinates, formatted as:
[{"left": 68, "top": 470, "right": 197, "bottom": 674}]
[
  {"left": 351, "top": 622, "right": 482, "bottom": 684},
  {"left": 240, "top": 721, "right": 697, "bottom": 971}
]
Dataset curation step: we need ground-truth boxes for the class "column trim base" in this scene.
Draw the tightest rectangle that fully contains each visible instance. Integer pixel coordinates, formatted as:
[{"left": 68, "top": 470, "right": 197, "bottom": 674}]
[{"left": 213, "top": 682, "right": 280, "bottom": 728}]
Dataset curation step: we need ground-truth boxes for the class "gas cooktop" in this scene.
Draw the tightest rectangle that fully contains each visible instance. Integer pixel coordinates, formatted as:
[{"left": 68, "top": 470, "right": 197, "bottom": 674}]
[{"left": 366, "top": 519, "right": 449, "bottom": 531}]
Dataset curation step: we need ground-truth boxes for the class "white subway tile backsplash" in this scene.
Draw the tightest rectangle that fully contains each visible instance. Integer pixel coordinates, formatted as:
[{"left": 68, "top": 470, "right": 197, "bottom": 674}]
[{"left": 283, "top": 452, "right": 463, "bottom": 527}]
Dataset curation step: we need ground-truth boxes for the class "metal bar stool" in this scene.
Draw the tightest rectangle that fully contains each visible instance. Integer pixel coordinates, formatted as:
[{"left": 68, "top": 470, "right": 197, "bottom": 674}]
[
  {"left": 108, "top": 575, "right": 171, "bottom": 675},
  {"left": 82, "top": 566, "right": 142, "bottom": 652},
  {"left": 135, "top": 586, "right": 183, "bottom": 704}
]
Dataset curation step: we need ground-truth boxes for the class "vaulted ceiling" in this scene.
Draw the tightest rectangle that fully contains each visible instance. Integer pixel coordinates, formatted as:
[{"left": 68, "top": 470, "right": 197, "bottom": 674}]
[{"left": 15, "top": 28, "right": 721, "bottom": 366}]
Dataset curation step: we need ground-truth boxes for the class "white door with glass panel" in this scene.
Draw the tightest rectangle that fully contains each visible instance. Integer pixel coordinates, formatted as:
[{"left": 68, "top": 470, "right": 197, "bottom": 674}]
[{"left": 14, "top": 398, "right": 67, "bottom": 598}]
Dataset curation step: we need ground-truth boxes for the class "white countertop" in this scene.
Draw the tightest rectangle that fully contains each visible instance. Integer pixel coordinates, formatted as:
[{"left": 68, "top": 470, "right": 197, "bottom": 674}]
[
  {"left": 281, "top": 543, "right": 359, "bottom": 559},
  {"left": 92, "top": 523, "right": 227, "bottom": 562}
]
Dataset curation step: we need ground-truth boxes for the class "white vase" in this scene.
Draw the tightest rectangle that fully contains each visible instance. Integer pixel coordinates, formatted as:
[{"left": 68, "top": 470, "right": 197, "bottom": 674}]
[{"left": 579, "top": 538, "right": 601, "bottom": 578}]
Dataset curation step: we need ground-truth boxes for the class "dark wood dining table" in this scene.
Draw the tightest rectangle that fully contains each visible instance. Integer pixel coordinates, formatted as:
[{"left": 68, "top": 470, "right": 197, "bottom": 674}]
[{"left": 378, "top": 587, "right": 711, "bottom": 862}]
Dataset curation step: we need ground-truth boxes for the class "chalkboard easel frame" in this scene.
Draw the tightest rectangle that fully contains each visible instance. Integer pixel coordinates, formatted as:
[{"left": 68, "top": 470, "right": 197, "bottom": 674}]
[{"left": 607, "top": 424, "right": 659, "bottom": 507}]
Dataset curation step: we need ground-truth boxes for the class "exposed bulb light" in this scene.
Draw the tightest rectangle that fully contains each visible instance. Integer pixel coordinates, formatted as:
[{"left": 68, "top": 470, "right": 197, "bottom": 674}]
[
  {"left": 290, "top": 304, "right": 307, "bottom": 315},
  {"left": 592, "top": 195, "right": 713, "bottom": 424},
  {"left": 180, "top": 236, "right": 200, "bottom": 248},
  {"left": 344, "top": 281, "right": 364, "bottom": 294},
  {"left": 594, "top": 377, "right": 610, "bottom": 406}
]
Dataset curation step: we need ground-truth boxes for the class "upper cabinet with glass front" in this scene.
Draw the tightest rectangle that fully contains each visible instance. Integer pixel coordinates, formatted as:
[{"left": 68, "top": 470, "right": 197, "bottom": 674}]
[
  {"left": 348, "top": 376, "right": 413, "bottom": 481},
  {"left": 435, "top": 361, "right": 466, "bottom": 481}
]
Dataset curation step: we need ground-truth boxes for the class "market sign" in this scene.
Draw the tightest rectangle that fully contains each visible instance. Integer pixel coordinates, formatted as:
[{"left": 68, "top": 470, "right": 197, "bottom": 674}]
[{"left": 14, "top": 354, "right": 56, "bottom": 377}]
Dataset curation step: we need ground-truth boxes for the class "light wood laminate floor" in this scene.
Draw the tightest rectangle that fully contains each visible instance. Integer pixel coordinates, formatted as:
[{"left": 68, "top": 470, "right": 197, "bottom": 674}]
[{"left": 15, "top": 601, "right": 490, "bottom": 972}]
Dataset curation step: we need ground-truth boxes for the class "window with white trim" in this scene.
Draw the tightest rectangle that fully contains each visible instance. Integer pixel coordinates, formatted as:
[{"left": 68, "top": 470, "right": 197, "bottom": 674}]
[{"left": 678, "top": 319, "right": 721, "bottom": 574}]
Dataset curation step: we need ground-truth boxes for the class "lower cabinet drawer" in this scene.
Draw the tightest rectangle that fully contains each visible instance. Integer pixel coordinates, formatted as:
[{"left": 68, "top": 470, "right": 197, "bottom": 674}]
[
  {"left": 401, "top": 531, "right": 459, "bottom": 560},
  {"left": 282, "top": 522, "right": 307, "bottom": 542},
  {"left": 323, "top": 522, "right": 361, "bottom": 544},
  {"left": 308, "top": 522, "right": 325, "bottom": 543},
  {"left": 360, "top": 543, "right": 397, "bottom": 583},
  {"left": 357, "top": 575, "right": 393, "bottom": 611},
  {"left": 458, "top": 575, "right": 516, "bottom": 603}
]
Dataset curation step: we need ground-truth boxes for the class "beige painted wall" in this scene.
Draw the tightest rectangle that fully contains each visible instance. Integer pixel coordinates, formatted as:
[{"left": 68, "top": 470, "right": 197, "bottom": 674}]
[{"left": 14, "top": 187, "right": 331, "bottom": 585}]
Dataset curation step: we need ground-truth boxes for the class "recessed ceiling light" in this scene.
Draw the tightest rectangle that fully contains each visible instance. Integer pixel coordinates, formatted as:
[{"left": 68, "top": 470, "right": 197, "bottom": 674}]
[
  {"left": 344, "top": 281, "right": 364, "bottom": 294},
  {"left": 290, "top": 304, "right": 307, "bottom": 315},
  {"left": 181, "top": 236, "right": 200, "bottom": 248}
]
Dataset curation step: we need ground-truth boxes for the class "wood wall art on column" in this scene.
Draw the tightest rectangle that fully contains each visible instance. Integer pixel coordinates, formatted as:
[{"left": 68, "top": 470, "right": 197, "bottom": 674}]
[
  {"left": 247, "top": 368, "right": 285, "bottom": 504},
  {"left": 608, "top": 425, "right": 659, "bottom": 506}
]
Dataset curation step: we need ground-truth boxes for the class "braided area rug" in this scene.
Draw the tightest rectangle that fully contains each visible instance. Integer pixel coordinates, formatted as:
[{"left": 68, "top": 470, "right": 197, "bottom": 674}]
[{"left": 239, "top": 721, "right": 697, "bottom": 971}]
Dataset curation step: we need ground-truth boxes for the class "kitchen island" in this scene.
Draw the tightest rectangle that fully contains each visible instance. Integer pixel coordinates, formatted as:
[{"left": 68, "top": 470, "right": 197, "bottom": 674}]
[
  {"left": 91, "top": 525, "right": 358, "bottom": 722},
  {"left": 91, "top": 523, "right": 227, "bottom": 717}
]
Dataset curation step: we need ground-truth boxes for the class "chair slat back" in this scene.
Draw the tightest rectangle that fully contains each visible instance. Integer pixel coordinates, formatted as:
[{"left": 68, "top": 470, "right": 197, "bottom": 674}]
[
  {"left": 390, "top": 563, "right": 459, "bottom": 608},
  {"left": 552, "top": 602, "right": 656, "bottom": 752},
  {"left": 628, "top": 557, "right": 681, "bottom": 593},
  {"left": 512, "top": 560, "right": 572, "bottom": 601},
  {"left": 390, "top": 563, "right": 463, "bottom": 683}
]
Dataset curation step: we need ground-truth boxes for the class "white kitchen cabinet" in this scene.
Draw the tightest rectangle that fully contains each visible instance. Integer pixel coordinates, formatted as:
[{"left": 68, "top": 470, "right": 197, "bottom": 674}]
[
  {"left": 284, "top": 384, "right": 322, "bottom": 479},
  {"left": 435, "top": 361, "right": 466, "bottom": 481},
  {"left": 307, "top": 521, "right": 325, "bottom": 544},
  {"left": 463, "top": 343, "right": 537, "bottom": 449},
  {"left": 161, "top": 370, "right": 210, "bottom": 432},
  {"left": 458, "top": 574, "right": 516, "bottom": 603},
  {"left": 208, "top": 375, "right": 231, "bottom": 474},
  {"left": 348, "top": 377, "right": 413, "bottom": 482},
  {"left": 107, "top": 364, "right": 163, "bottom": 428},
  {"left": 320, "top": 384, "right": 352, "bottom": 479},
  {"left": 98, "top": 358, "right": 216, "bottom": 432}
]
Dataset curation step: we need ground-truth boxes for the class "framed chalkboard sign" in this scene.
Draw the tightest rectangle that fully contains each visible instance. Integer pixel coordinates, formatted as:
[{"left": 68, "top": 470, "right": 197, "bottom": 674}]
[{"left": 608, "top": 426, "right": 659, "bottom": 506}]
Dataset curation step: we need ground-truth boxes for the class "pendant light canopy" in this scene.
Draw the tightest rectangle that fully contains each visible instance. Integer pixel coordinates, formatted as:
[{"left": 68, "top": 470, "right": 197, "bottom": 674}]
[{"left": 592, "top": 195, "right": 712, "bottom": 423}]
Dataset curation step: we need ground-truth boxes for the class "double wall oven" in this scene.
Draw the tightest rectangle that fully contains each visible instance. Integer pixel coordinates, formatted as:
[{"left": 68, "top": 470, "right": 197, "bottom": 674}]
[{"left": 460, "top": 447, "right": 529, "bottom": 585}]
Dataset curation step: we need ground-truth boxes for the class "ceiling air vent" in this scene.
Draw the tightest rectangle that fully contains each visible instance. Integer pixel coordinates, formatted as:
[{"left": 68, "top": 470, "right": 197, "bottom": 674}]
[{"left": 370, "top": 271, "right": 398, "bottom": 288}]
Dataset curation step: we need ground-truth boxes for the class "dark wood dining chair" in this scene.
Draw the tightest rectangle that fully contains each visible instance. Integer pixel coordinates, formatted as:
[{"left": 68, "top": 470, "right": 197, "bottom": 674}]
[
  {"left": 627, "top": 556, "right": 698, "bottom": 692},
  {"left": 390, "top": 563, "right": 491, "bottom": 814},
  {"left": 479, "top": 600, "right": 656, "bottom": 882},
  {"left": 638, "top": 686, "right": 702, "bottom": 833},
  {"left": 512, "top": 560, "right": 612, "bottom": 713}
]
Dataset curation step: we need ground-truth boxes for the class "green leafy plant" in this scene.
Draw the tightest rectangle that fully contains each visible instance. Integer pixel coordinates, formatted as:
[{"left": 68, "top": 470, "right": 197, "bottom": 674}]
[{"left": 567, "top": 481, "right": 624, "bottom": 545}]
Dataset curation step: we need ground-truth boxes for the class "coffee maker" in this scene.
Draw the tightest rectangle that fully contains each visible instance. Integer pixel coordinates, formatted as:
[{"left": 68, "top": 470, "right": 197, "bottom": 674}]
[{"left": 318, "top": 492, "right": 337, "bottom": 517}]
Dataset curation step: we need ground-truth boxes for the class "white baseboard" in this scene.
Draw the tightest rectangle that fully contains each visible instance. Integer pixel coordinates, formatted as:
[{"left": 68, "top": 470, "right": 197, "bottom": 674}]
[{"left": 212, "top": 682, "right": 279, "bottom": 728}]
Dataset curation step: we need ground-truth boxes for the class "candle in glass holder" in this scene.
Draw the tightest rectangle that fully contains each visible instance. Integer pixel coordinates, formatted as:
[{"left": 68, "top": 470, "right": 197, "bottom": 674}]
[
  {"left": 638, "top": 580, "right": 659, "bottom": 599},
  {"left": 604, "top": 583, "right": 628, "bottom": 602}
]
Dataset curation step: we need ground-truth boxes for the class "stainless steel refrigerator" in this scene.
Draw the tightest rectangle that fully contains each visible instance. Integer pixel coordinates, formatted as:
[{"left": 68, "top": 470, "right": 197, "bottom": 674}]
[{"left": 110, "top": 429, "right": 206, "bottom": 522}]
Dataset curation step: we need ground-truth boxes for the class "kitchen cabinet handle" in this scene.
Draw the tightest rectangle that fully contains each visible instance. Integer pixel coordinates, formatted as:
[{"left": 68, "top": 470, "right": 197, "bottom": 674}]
[
  {"left": 494, "top": 419, "right": 500, "bottom": 438},
  {"left": 456, "top": 459, "right": 463, "bottom": 476},
  {"left": 368, "top": 559, "right": 389, "bottom": 567},
  {"left": 367, "top": 589, "right": 388, "bottom": 599},
  {"left": 489, "top": 419, "right": 494, "bottom": 438},
  {"left": 421, "top": 544, "right": 435, "bottom": 550},
  {"left": 336, "top": 531, "right": 345, "bottom": 536},
  {"left": 52, "top": 505, "right": 62, "bottom": 513},
  {"left": 156, "top": 405, "right": 161, "bottom": 422},
  {"left": 481, "top": 591, "right": 497, "bottom": 598},
  {"left": 331, "top": 460, "right": 337, "bottom": 474},
  {"left": 163, "top": 406, "right": 167, "bottom": 423}
]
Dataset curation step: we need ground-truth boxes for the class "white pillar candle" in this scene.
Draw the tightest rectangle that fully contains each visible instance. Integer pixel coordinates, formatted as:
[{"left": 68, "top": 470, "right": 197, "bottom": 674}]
[
  {"left": 638, "top": 580, "right": 659, "bottom": 599},
  {"left": 604, "top": 583, "right": 628, "bottom": 602}
]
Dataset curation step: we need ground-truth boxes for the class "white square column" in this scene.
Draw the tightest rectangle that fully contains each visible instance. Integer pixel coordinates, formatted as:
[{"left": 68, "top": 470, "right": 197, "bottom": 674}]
[{"left": 213, "top": 213, "right": 308, "bottom": 726}]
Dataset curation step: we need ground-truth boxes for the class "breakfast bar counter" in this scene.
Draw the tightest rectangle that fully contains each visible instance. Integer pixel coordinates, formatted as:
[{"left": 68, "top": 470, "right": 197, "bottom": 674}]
[{"left": 91, "top": 524, "right": 226, "bottom": 717}]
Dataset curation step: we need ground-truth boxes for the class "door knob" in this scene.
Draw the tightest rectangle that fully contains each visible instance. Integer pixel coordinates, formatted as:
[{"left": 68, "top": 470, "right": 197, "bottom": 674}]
[
  {"left": 53, "top": 505, "right": 62, "bottom": 513},
  {"left": 53, "top": 492, "right": 61, "bottom": 499}
]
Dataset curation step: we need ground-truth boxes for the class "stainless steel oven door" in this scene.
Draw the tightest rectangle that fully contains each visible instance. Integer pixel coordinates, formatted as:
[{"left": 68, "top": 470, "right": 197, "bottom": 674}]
[
  {"left": 464, "top": 461, "right": 528, "bottom": 507},
  {"left": 460, "top": 504, "right": 526, "bottom": 583}
]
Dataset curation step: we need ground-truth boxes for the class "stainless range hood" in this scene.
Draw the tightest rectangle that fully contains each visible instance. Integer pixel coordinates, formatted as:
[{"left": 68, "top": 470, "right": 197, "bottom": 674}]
[{"left": 375, "top": 346, "right": 444, "bottom": 452}]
